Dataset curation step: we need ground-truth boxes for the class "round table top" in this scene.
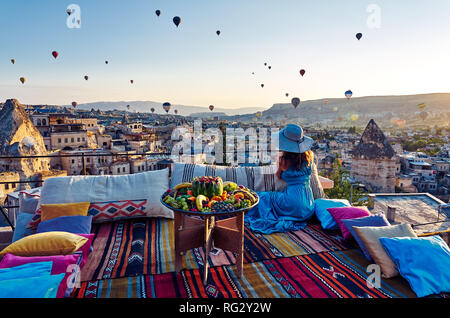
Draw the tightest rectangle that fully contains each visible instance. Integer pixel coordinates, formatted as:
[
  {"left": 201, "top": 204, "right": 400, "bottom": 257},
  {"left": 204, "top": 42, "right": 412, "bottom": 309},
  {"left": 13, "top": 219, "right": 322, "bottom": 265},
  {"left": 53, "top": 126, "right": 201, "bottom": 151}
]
[{"left": 160, "top": 193, "right": 259, "bottom": 217}]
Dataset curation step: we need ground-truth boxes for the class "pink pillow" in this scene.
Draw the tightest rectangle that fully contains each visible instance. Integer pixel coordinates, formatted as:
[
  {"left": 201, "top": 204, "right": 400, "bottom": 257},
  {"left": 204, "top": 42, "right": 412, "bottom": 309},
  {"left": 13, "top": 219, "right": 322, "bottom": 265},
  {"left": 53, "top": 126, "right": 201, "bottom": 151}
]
[
  {"left": 76, "top": 233, "right": 94, "bottom": 269},
  {"left": 0, "top": 253, "right": 80, "bottom": 298},
  {"left": 0, "top": 233, "right": 94, "bottom": 298},
  {"left": 327, "top": 206, "right": 370, "bottom": 240}
]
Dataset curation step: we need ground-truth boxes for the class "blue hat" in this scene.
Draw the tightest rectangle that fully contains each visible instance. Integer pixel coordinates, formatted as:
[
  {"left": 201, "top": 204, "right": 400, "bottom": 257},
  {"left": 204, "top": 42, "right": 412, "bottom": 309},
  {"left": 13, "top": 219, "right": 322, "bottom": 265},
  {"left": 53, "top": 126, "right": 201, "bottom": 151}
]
[{"left": 273, "top": 124, "right": 313, "bottom": 154}]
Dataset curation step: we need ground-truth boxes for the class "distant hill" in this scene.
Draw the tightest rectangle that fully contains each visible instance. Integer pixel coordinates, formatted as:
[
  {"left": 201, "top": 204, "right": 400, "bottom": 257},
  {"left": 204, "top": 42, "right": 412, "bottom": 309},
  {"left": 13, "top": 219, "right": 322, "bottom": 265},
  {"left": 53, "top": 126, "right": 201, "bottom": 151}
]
[
  {"left": 245, "top": 93, "right": 450, "bottom": 127},
  {"left": 69, "top": 101, "right": 264, "bottom": 116}
]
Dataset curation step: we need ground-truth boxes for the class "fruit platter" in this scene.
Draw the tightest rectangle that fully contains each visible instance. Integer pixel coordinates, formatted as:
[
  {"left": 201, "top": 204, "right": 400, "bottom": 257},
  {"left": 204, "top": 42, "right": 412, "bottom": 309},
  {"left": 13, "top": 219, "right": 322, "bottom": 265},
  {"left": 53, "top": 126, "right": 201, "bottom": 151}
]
[{"left": 161, "top": 176, "right": 259, "bottom": 215}]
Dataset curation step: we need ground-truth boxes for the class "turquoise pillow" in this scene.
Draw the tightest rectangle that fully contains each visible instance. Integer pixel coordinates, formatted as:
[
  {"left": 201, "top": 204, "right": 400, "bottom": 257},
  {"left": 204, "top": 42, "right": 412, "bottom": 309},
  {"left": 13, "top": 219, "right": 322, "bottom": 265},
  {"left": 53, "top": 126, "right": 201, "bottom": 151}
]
[
  {"left": 0, "top": 261, "right": 53, "bottom": 280},
  {"left": 0, "top": 273, "right": 65, "bottom": 298},
  {"left": 12, "top": 212, "right": 34, "bottom": 242},
  {"left": 380, "top": 236, "right": 450, "bottom": 297},
  {"left": 314, "top": 198, "right": 351, "bottom": 230}
]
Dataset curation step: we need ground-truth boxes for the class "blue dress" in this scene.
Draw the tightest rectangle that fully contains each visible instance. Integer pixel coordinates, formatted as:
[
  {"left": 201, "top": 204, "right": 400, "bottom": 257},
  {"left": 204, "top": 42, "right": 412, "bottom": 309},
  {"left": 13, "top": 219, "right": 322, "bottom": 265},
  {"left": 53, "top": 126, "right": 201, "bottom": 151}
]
[{"left": 245, "top": 163, "right": 315, "bottom": 234}]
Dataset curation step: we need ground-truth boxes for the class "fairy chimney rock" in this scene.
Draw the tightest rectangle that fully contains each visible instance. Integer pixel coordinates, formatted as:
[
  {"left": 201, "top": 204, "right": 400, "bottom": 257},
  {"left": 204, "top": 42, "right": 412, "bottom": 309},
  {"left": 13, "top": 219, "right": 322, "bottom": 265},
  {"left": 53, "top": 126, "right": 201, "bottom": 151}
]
[
  {"left": 0, "top": 98, "right": 50, "bottom": 177},
  {"left": 350, "top": 119, "right": 398, "bottom": 193}
]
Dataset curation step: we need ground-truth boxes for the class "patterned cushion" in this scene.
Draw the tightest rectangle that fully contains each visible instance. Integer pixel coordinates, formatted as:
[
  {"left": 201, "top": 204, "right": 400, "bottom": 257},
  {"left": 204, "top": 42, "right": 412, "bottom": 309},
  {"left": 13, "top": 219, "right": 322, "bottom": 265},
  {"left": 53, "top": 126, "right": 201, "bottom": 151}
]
[
  {"left": 88, "top": 200, "right": 147, "bottom": 223},
  {"left": 26, "top": 207, "right": 42, "bottom": 231}
]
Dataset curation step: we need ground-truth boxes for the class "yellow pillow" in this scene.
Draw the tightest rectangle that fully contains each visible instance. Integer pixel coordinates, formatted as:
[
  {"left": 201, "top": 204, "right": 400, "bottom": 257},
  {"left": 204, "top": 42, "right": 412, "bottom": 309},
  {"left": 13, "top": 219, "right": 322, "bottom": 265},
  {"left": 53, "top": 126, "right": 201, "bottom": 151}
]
[
  {"left": 40, "top": 202, "right": 90, "bottom": 222},
  {"left": 0, "top": 231, "right": 88, "bottom": 257}
]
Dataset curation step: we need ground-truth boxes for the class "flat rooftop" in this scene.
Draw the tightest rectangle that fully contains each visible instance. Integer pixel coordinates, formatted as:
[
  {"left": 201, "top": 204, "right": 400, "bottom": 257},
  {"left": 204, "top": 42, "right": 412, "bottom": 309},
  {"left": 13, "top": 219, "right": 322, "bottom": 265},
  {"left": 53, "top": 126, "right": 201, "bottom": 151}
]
[{"left": 369, "top": 193, "right": 449, "bottom": 235}]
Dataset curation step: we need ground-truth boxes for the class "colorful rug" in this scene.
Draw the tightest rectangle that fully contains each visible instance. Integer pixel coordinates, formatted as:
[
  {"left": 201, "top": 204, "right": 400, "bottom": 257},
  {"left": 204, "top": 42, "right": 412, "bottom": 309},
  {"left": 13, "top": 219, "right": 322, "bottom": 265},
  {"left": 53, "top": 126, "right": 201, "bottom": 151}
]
[
  {"left": 73, "top": 249, "right": 417, "bottom": 298},
  {"left": 80, "top": 218, "right": 352, "bottom": 281}
]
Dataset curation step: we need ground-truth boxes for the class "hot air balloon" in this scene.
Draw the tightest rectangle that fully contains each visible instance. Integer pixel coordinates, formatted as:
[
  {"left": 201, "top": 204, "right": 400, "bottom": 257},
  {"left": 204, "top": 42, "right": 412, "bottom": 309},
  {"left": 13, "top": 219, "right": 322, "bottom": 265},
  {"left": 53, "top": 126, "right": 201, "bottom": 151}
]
[
  {"left": 291, "top": 97, "right": 300, "bottom": 108},
  {"left": 126, "top": 105, "right": 130, "bottom": 110},
  {"left": 130, "top": 80, "right": 134, "bottom": 84},
  {"left": 256, "top": 111, "right": 262, "bottom": 118},
  {"left": 155, "top": 10, "right": 161, "bottom": 17},
  {"left": 66, "top": 8, "right": 72, "bottom": 15},
  {"left": 333, "top": 107, "right": 338, "bottom": 112},
  {"left": 19, "top": 77, "right": 26, "bottom": 84},
  {"left": 105, "top": 60, "right": 109, "bottom": 64},
  {"left": 52, "top": 51, "right": 59, "bottom": 59},
  {"left": 324, "top": 100, "right": 329, "bottom": 105},
  {"left": 268, "top": 66, "right": 272, "bottom": 70},
  {"left": 72, "top": 101, "right": 78, "bottom": 108},
  {"left": 264, "top": 63, "right": 267, "bottom": 66},
  {"left": 351, "top": 114, "right": 359, "bottom": 121},
  {"left": 84, "top": 75, "right": 89, "bottom": 81},
  {"left": 417, "top": 103, "right": 426, "bottom": 111},
  {"left": 209, "top": 105, "right": 214, "bottom": 111},
  {"left": 174, "top": 109, "right": 178, "bottom": 115},
  {"left": 285, "top": 93, "right": 289, "bottom": 97},
  {"left": 261, "top": 84, "right": 264, "bottom": 88},
  {"left": 396, "top": 119, "right": 406, "bottom": 127},
  {"left": 216, "top": 30, "right": 221, "bottom": 36},
  {"left": 11, "top": 59, "right": 15, "bottom": 64},
  {"left": 345, "top": 90, "right": 353, "bottom": 99},
  {"left": 150, "top": 107, "right": 155, "bottom": 113},
  {"left": 163, "top": 102, "right": 171, "bottom": 113},
  {"left": 173, "top": 16, "right": 181, "bottom": 27},
  {"left": 356, "top": 33, "right": 363, "bottom": 40},
  {"left": 299, "top": 69, "right": 306, "bottom": 77}
]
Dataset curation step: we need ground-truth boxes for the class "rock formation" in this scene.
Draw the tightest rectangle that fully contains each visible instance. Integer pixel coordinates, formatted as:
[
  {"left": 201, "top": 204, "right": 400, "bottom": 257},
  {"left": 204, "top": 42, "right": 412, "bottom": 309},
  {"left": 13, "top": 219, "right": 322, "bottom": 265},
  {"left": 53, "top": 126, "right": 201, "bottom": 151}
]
[
  {"left": 350, "top": 119, "right": 399, "bottom": 193},
  {"left": 0, "top": 98, "right": 50, "bottom": 178}
]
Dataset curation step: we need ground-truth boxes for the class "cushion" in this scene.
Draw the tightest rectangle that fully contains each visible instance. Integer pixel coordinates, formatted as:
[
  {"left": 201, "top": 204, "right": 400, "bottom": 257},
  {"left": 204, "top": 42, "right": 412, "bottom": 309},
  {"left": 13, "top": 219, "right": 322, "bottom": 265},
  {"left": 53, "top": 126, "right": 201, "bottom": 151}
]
[
  {"left": 88, "top": 200, "right": 146, "bottom": 223},
  {"left": 341, "top": 214, "right": 390, "bottom": 261},
  {"left": 0, "top": 273, "right": 65, "bottom": 298},
  {"left": 314, "top": 199, "right": 351, "bottom": 230},
  {"left": 18, "top": 191, "right": 40, "bottom": 214},
  {"left": 327, "top": 206, "right": 370, "bottom": 239},
  {"left": 39, "top": 169, "right": 172, "bottom": 219},
  {"left": 0, "top": 231, "right": 88, "bottom": 257},
  {"left": 40, "top": 202, "right": 90, "bottom": 222},
  {"left": 379, "top": 236, "right": 450, "bottom": 297},
  {"left": 37, "top": 215, "right": 93, "bottom": 234},
  {"left": 76, "top": 233, "right": 95, "bottom": 269},
  {"left": 0, "top": 253, "right": 82, "bottom": 298},
  {"left": 12, "top": 212, "right": 34, "bottom": 242},
  {"left": 26, "top": 207, "right": 42, "bottom": 231},
  {"left": 170, "top": 161, "right": 326, "bottom": 199},
  {"left": 352, "top": 223, "right": 417, "bottom": 278},
  {"left": 0, "top": 261, "right": 53, "bottom": 280}
]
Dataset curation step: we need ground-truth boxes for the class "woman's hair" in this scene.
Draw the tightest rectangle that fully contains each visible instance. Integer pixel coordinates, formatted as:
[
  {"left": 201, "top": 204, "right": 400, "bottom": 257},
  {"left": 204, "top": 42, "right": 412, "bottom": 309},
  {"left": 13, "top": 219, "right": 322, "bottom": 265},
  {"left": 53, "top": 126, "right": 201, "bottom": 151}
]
[{"left": 280, "top": 150, "right": 314, "bottom": 170}]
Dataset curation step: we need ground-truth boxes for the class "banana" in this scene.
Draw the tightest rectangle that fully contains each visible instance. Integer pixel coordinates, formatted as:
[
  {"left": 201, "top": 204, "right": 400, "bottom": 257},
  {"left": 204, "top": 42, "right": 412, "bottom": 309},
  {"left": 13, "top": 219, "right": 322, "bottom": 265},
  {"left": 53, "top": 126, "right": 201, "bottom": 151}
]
[
  {"left": 195, "top": 195, "right": 208, "bottom": 212},
  {"left": 174, "top": 182, "right": 192, "bottom": 190},
  {"left": 232, "top": 189, "right": 257, "bottom": 204}
]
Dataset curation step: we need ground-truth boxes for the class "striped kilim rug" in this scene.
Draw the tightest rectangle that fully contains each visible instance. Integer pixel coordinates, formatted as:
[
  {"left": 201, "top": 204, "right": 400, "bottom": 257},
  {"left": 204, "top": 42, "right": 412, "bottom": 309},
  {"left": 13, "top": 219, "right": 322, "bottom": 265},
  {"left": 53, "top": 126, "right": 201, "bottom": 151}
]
[
  {"left": 80, "top": 218, "right": 352, "bottom": 282},
  {"left": 73, "top": 249, "right": 416, "bottom": 298}
]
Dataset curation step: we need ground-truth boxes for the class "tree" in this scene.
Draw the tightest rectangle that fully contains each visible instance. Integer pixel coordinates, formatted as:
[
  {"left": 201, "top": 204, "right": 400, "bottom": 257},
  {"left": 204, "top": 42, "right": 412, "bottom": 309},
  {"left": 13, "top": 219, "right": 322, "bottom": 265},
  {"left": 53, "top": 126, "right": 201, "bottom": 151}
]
[{"left": 321, "top": 159, "right": 368, "bottom": 205}]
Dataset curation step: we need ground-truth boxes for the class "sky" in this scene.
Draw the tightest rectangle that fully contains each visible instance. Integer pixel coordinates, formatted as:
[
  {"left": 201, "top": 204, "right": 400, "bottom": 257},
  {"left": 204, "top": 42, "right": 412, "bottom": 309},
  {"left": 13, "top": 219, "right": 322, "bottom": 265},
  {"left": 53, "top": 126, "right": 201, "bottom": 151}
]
[{"left": 1, "top": 0, "right": 450, "bottom": 110}]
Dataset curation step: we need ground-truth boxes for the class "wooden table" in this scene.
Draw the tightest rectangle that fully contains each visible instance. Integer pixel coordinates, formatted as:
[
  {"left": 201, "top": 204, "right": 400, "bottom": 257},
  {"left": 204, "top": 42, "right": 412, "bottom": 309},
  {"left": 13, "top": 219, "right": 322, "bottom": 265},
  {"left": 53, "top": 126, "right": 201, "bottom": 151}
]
[{"left": 173, "top": 209, "right": 247, "bottom": 285}]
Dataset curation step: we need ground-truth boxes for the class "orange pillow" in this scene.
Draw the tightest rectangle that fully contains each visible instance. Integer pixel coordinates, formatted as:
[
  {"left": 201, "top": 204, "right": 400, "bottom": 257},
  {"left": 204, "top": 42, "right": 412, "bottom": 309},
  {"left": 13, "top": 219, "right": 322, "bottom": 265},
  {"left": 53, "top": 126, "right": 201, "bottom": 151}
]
[{"left": 40, "top": 202, "right": 90, "bottom": 222}]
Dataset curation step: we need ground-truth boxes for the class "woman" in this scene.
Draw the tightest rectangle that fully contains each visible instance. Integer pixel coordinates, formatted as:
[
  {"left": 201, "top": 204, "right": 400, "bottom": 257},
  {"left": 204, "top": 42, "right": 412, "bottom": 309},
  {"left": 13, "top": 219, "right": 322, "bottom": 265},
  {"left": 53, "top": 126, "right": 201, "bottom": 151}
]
[{"left": 245, "top": 124, "right": 315, "bottom": 234}]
